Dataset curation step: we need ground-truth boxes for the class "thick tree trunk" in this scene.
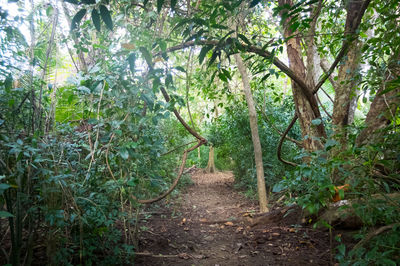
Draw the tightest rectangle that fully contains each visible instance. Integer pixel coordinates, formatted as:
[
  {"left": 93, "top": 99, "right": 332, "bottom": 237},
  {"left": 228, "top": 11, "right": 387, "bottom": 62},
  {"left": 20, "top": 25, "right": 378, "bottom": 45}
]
[
  {"left": 356, "top": 51, "right": 400, "bottom": 146},
  {"left": 234, "top": 53, "right": 269, "bottom": 213},
  {"left": 279, "top": 0, "right": 326, "bottom": 152},
  {"left": 332, "top": 2, "right": 363, "bottom": 146}
]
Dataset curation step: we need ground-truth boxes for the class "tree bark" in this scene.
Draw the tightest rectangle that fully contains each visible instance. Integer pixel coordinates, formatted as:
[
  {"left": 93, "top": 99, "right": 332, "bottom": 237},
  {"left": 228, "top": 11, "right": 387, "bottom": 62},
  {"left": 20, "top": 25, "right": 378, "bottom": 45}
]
[
  {"left": 332, "top": 1, "right": 364, "bottom": 147},
  {"left": 356, "top": 51, "right": 400, "bottom": 146},
  {"left": 205, "top": 145, "right": 216, "bottom": 173},
  {"left": 278, "top": 0, "right": 326, "bottom": 152},
  {"left": 234, "top": 53, "right": 269, "bottom": 213}
]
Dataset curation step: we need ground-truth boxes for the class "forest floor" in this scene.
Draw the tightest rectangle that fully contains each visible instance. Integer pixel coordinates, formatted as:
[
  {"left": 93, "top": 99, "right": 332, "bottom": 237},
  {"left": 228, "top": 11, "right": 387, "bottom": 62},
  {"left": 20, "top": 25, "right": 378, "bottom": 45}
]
[{"left": 135, "top": 170, "right": 346, "bottom": 266}]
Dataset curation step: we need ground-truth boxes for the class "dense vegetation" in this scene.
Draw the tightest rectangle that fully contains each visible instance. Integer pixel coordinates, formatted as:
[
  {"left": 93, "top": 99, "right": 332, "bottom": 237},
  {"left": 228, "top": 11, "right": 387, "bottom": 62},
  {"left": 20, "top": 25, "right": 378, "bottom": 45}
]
[{"left": 0, "top": 0, "right": 399, "bottom": 265}]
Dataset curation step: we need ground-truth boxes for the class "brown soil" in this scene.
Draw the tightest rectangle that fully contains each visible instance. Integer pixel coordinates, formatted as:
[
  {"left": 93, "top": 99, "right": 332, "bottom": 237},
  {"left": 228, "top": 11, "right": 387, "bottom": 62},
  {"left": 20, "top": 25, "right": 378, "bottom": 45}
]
[{"left": 135, "top": 170, "right": 340, "bottom": 266}]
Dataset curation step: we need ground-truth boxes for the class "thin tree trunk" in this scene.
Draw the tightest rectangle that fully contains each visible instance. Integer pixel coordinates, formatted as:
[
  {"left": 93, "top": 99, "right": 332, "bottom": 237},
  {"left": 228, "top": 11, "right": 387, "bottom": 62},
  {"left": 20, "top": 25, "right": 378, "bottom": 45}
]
[
  {"left": 205, "top": 145, "right": 216, "bottom": 173},
  {"left": 234, "top": 53, "right": 268, "bottom": 213},
  {"left": 38, "top": 6, "right": 58, "bottom": 132},
  {"left": 29, "top": 0, "right": 36, "bottom": 135}
]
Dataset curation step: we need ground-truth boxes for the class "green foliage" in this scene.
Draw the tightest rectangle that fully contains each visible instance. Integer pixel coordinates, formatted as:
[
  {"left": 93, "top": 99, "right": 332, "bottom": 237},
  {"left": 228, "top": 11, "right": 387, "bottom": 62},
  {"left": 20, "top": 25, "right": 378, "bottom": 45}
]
[
  {"left": 278, "top": 125, "right": 400, "bottom": 264},
  {"left": 209, "top": 97, "right": 300, "bottom": 192}
]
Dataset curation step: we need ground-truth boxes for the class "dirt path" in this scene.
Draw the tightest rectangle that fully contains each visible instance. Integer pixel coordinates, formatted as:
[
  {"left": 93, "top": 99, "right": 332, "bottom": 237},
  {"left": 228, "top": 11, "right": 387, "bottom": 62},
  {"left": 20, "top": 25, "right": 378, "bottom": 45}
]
[{"left": 135, "top": 170, "right": 333, "bottom": 265}]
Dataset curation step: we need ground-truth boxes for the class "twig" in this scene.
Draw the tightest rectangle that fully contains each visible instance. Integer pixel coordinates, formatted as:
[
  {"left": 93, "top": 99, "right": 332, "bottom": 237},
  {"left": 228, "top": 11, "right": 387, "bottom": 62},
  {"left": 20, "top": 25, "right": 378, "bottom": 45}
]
[
  {"left": 258, "top": 106, "right": 302, "bottom": 147},
  {"left": 85, "top": 80, "right": 106, "bottom": 182},
  {"left": 352, "top": 223, "right": 399, "bottom": 251},
  {"left": 160, "top": 141, "right": 197, "bottom": 156}
]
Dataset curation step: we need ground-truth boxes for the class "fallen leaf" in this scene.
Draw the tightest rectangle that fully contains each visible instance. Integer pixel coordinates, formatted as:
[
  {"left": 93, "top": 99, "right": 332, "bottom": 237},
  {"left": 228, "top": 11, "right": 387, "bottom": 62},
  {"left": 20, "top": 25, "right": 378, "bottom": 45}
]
[
  {"left": 225, "top": 221, "right": 234, "bottom": 226},
  {"left": 272, "top": 232, "right": 280, "bottom": 236},
  {"left": 199, "top": 218, "right": 207, "bottom": 223},
  {"left": 220, "top": 225, "right": 225, "bottom": 229},
  {"left": 121, "top": 43, "right": 136, "bottom": 50},
  {"left": 289, "top": 228, "right": 296, "bottom": 233},
  {"left": 183, "top": 227, "right": 189, "bottom": 231},
  {"left": 235, "top": 227, "right": 243, "bottom": 233}
]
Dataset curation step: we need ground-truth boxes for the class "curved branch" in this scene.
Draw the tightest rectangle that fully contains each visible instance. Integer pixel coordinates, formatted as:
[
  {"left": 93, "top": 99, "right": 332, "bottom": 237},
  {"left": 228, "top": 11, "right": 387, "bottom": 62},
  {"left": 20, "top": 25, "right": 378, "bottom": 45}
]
[
  {"left": 277, "top": 115, "right": 299, "bottom": 167},
  {"left": 351, "top": 223, "right": 399, "bottom": 252},
  {"left": 156, "top": 40, "right": 312, "bottom": 97},
  {"left": 130, "top": 141, "right": 202, "bottom": 204},
  {"left": 258, "top": 106, "right": 302, "bottom": 147},
  {"left": 160, "top": 87, "right": 206, "bottom": 143},
  {"left": 160, "top": 140, "right": 197, "bottom": 156}
]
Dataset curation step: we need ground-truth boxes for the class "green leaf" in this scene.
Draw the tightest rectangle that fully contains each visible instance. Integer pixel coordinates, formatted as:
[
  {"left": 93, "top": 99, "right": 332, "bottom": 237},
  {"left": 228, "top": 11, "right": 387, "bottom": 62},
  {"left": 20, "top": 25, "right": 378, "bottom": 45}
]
[
  {"left": 272, "top": 183, "right": 286, "bottom": 192},
  {"left": 208, "top": 50, "right": 218, "bottom": 66},
  {"left": 311, "top": 118, "right": 322, "bottom": 125},
  {"left": 91, "top": 9, "right": 101, "bottom": 32},
  {"left": 221, "top": 69, "right": 232, "bottom": 80},
  {"left": 249, "top": 0, "right": 261, "bottom": 8},
  {"left": 218, "top": 72, "right": 227, "bottom": 82},
  {"left": 99, "top": 5, "right": 113, "bottom": 30},
  {"left": 81, "top": 0, "right": 96, "bottom": 4},
  {"left": 199, "top": 45, "right": 213, "bottom": 65},
  {"left": 0, "top": 183, "right": 11, "bottom": 191},
  {"left": 0, "top": 211, "right": 14, "bottom": 218},
  {"left": 64, "top": 0, "right": 79, "bottom": 4},
  {"left": 165, "top": 73, "right": 173, "bottom": 87},
  {"left": 237, "top": 34, "right": 251, "bottom": 45},
  {"left": 157, "top": 0, "right": 164, "bottom": 13},
  {"left": 127, "top": 53, "right": 136, "bottom": 73},
  {"left": 174, "top": 66, "right": 186, "bottom": 73},
  {"left": 4, "top": 74, "right": 12, "bottom": 92},
  {"left": 139, "top": 47, "right": 153, "bottom": 66},
  {"left": 119, "top": 148, "right": 129, "bottom": 160},
  {"left": 71, "top": 9, "right": 87, "bottom": 32},
  {"left": 170, "top": 0, "right": 177, "bottom": 10}
]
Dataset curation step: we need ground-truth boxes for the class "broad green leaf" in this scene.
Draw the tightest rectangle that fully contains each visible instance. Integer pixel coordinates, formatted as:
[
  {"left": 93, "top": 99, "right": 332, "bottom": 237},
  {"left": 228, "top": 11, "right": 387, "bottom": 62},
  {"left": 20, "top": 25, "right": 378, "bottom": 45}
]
[
  {"left": 0, "top": 183, "right": 11, "bottom": 191},
  {"left": 71, "top": 9, "right": 87, "bottom": 32},
  {"left": 208, "top": 50, "right": 218, "bottom": 66},
  {"left": 218, "top": 72, "right": 228, "bottom": 82},
  {"left": 170, "top": 0, "right": 177, "bottom": 10},
  {"left": 4, "top": 74, "right": 12, "bottom": 92},
  {"left": 165, "top": 73, "right": 173, "bottom": 87},
  {"left": 119, "top": 148, "right": 129, "bottom": 159},
  {"left": 237, "top": 34, "right": 251, "bottom": 45},
  {"left": 249, "top": 0, "right": 261, "bottom": 8},
  {"left": 91, "top": 9, "right": 101, "bottom": 32},
  {"left": 199, "top": 45, "right": 213, "bottom": 65},
  {"left": 139, "top": 47, "right": 153, "bottom": 66},
  {"left": 99, "top": 5, "right": 113, "bottom": 30},
  {"left": 157, "top": 0, "right": 164, "bottom": 13},
  {"left": 0, "top": 211, "right": 14, "bottom": 218},
  {"left": 127, "top": 53, "right": 136, "bottom": 73},
  {"left": 311, "top": 118, "right": 322, "bottom": 125},
  {"left": 174, "top": 66, "right": 186, "bottom": 73}
]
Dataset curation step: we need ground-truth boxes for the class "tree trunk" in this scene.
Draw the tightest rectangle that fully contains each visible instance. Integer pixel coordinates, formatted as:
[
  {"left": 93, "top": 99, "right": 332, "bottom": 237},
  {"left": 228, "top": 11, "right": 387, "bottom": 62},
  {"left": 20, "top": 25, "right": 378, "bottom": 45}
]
[
  {"left": 234, "top": 53, "right": 269, "bottom": 213},
  {"left": 356, "top": 51, "right": 400, "bottom": 146},
  {"left": 278, "top": 0, "right": 326, "bottom": 152},
  {"left": 331, "top": 1, "right": 364, "bottom": 148},
  {"left": 205, "top": 145, "right": 216, "bottom": 173}
]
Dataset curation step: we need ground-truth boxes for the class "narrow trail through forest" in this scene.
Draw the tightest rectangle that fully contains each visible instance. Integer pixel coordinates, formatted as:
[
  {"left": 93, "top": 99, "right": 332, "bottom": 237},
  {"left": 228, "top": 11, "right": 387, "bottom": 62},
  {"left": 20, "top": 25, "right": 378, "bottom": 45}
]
[{"left": 136, "top": 170, "right": 334, "bottom": 265}]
